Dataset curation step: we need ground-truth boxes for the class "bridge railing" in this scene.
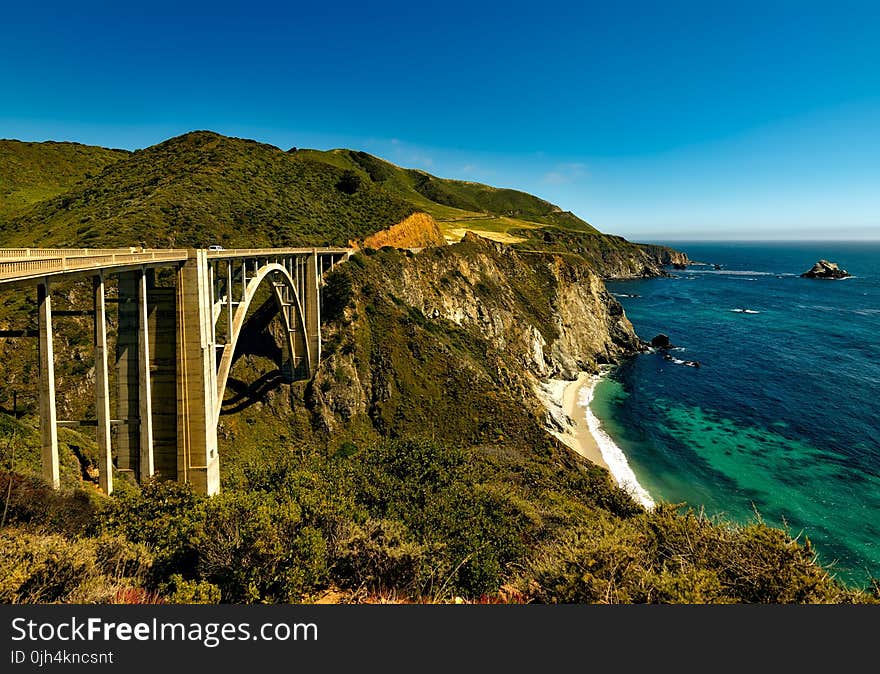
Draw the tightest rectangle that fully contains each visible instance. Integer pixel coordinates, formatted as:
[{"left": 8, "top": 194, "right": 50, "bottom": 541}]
[
  {"left": 0, "top": 247, "right": 147, "bottom": 259},
  {"left": 205, "top": 247, "right": 352, "bottom": 259},
  {"left": 0, "top": 250, "right": 189, "bottom": 281}
]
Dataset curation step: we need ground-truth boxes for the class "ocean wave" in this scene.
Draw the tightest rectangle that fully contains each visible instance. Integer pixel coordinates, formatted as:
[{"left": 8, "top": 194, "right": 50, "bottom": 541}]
[
  {"left": 797, "top": 304, "right": 877, "bottom": 316},
  {"left": 687, "top": 269, "right": 775, "bottom": 276},
  {"left": 730, "top": 308, "right": 760, "bottom": 314},
  {"left": 578, "top": 380, "right": 655, "bottom": 509}
]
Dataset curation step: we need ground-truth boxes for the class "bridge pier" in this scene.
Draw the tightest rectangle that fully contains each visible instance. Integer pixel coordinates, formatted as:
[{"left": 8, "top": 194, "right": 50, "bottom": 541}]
[
  {"left": 147, "top": 282, "right": 179, "bottom": 481},
  {"left": 176, "top": 251, "right": 220, "bottom": 496},
  {"left": 305, "top": 251, "right": 321, "bottom": 372},
  {"left": 37, "top": 282, "right": 59, "bottom": 489},
  {"left": 115, "top": 271, "right": 155, "bottom": 482},
  {"left": 93, "top": 273, "right": 113, "bottom": 494}
]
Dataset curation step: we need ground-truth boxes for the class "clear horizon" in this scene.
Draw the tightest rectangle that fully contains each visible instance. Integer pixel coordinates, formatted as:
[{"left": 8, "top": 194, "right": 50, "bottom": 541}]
[{"left": 2, "top": 1, "right": 878, "bottom": 241}]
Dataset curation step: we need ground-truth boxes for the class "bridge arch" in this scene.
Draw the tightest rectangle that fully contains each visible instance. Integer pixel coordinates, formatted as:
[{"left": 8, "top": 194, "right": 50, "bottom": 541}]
[{"left": 214, "top": 262, "right": 310, "bottom": 426}]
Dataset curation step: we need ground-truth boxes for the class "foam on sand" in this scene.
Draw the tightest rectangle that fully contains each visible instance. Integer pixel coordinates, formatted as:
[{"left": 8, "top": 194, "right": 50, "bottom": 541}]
[{"left": 578, "top": 376, "right": 655, "bottom": 509}]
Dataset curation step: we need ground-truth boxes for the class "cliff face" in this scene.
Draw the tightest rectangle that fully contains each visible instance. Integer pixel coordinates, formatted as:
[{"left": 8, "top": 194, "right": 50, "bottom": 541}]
[
  {"left": 311, "top": 233, "right": 641, "bottom": 443},
  {"left": 636, "top": 243, "right": 690, "bottom": 267},
  {"left": 511, "top": 228, "right": 690, "bottom": 279}
]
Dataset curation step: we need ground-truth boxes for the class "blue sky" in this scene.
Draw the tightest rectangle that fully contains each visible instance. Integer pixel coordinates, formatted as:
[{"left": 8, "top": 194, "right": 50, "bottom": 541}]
[{"left": 1, "top": 1, "right": 878, "bottom": 240}]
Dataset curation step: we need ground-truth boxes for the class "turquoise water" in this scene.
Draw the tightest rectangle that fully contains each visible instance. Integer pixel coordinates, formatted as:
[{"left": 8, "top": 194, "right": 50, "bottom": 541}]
[{"left": 599, "top": 242, "right": 880, "bottom": 586}]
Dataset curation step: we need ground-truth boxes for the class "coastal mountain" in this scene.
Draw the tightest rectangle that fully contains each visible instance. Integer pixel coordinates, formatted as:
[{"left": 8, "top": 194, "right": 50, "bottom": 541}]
[
  {"left": 1, "top": 131, "right": 864, "bottom": 605},
  {"left": 1, "top": 232, "right": 855, "bottom": 604},
  {"left": 0, "top": 131, "right": 685, "bottom": 277}
]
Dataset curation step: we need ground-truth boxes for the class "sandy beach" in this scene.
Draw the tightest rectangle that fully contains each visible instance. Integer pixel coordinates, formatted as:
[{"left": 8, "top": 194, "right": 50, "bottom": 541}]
[
  {"left": 536, "top": 372, "right": 607, "bottom": 469},
  {"left": 537, "top": 372, "right": 655, "bottom": 509}
]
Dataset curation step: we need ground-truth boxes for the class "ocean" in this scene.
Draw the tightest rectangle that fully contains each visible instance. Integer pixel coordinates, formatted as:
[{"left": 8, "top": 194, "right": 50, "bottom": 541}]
[{"left": 596, "top": 241, "right": 880, "bottom": 586}]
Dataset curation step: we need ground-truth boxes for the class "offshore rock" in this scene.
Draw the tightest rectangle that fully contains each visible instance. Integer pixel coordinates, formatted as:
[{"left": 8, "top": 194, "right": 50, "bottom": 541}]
[
  {"left": 800, "top": 260, "right": 852, "bottom": 279},
  {"left": 650, "top": 333, "right": 671, "bottom": 349}
]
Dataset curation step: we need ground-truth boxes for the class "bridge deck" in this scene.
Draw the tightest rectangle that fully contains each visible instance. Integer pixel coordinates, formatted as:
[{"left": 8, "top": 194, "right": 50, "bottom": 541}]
[{"left": 0, "top": 247, "right": 352, "bottom": 285}]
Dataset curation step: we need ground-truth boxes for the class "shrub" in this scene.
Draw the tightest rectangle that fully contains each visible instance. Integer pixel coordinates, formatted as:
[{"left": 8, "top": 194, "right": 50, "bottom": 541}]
[
  {"left": 194, "top": 491, "right": 328, "bottom": 602},
  {"left": 0, "top": 529, "right": 152, "bottom": 603},
  {"left": 522, "top": 506, "right": 846, "bottom": 604},
  {"left": 336, "top": 170, "right": 361, "bottom": 195},
  {"left": 333, "top": 519, "right": 429, "bottom": 595},
  {"left": 159, "top": 574, "right": 221, "bottom": 604},
  {"left": 99, "top": 479, "right": 201, "bottom": 581},
  {"left": 0, "top": 470, "right": 102, "bottom": 535}
]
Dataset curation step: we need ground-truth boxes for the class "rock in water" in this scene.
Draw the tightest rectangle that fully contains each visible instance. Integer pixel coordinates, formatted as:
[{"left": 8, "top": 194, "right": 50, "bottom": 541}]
[
  {"left": 800, "top": 259, "right": 852, "bottom": 279},
  {"left": 651, "top": 333, "right": 671, "bottom": 348},
  {"left": 672, "top": 262, "right": 687, "bottom": 270}
]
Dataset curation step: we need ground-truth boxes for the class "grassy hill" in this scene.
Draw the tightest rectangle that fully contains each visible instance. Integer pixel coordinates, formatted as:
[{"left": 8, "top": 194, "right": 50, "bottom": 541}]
[
  {"left": 0, "top": 140, "right": 128, "bottom": 220},
  {"left": 0, "top": 132, "right": 417, "bottom": 248},
  {"left": 296, "top": 147, "right": 600, "bottom": 242},
  {"left": 0, "top": 131, "right": 685, "bottom": 274}
]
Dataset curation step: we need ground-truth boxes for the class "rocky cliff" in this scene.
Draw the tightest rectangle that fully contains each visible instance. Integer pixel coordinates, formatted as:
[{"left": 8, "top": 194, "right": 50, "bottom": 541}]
[
  {"left": 511, "top": 228, "right": 690, "bottom": 279},
  {"left": 310, "top": 233, "right": 641, "bottom": 445}
]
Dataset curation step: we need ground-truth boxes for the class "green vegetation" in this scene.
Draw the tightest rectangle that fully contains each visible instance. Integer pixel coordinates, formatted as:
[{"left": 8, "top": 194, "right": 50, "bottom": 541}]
[
  {"left": 0, "top": 130, "right": 860, "bottom": 604},
  {"left": 0, "top": 140, "right": 128, "bottom": 221},
  {"left": 0, "top": 132, "right": 416, "bottom": 248},
  {"left": 0, "top": 132, "right": 679, "bottom": 274}
]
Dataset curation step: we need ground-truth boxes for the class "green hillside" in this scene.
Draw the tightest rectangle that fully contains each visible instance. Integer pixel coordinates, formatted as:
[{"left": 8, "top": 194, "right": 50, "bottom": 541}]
[
  {"left": 0, "top": 132, "right": 417, "bottom": 248},
  {"left": 0, "top": 140, "right": 128, "bottom": 220},
  {"left": 0, "top": 130, "right": 684, "bottom": 273},
  {"left": 296, "top": 147, "right": 600, "bottom": 239}
]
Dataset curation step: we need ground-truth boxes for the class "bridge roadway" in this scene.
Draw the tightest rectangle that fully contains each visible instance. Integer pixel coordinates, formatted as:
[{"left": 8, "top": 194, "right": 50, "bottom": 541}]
[{"left": 0, "top": 246, "right": 352, "bottom": 496}]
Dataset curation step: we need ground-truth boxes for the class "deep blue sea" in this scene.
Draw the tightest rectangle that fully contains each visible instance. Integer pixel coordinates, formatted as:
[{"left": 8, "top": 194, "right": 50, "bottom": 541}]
[{"left": 598, "top": 241, "right": 880, "bottom": 586}]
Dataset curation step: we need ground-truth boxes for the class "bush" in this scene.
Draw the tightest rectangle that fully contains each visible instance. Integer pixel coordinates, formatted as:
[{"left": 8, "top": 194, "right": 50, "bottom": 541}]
[
  {"left": 194, "top": 491, "right": 327, "bottom": 603},
  {"left": 0, "top": 470, "right": 102, "bottom": 534},
  {"left": 343, "top": 439, "right": 530, "bottom": 598},
  {"left": 523, "top": 505, "right": 846, "bottom": 604},
  {"left": 333, "top": 519, "right": 429, "bottom": 595},
  {"left": 159, "top": 574, "right": 221, "bottom": 604},
  {"left": 0, "top": 529, "right": 152, "bottom": 603},
  {"left": 99, "top": 479, "right": 201, "bottom": 582},
  {"left": 336, "top": 170, "right": 361, "bottom": 195}
]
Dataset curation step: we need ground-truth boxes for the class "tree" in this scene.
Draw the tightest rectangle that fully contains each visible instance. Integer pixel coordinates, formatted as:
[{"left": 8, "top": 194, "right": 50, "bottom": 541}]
[{"left": 336, "top": 170, "right": 361, "bottom": 195}]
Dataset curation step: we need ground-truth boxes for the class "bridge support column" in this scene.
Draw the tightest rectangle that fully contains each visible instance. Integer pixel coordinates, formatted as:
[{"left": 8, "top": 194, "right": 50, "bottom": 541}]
[
  {"left": 115, "top": 271, "right": 154, "bottom": 481},
  {"left": 305, "top": 251, "right": 321, "bottom": 373},
  {"left": 146, "top": 282, "right": 178, "bottom": 481},
  {"left": 176, "top": 250, "right": 220, "bottom": 496},
  {"left": 137, "top": 271, "right": 154, "bottom": 480},
  {"left": 93, "top": 274, "right": 112, "bottom": 494},
  {"left": 37, "top": 282, "right": 59, "bottom": 489}
]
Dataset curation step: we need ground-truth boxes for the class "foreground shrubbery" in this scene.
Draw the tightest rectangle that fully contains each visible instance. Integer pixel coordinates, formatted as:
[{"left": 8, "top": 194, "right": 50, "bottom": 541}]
[
  {"left": 524, "top": 505, "right": 846, "bottom": 604},
  {"left": 1, "top": 435, "right": 873, "bottom": 604},
  {"left": 0, "top": 529, "right": 152, "bottom": 603}
]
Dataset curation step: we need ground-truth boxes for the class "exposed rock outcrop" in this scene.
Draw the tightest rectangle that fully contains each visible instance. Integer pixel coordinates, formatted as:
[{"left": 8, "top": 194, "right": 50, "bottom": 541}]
[
  {"left": 352, "top": 212, "right": 446, "bottom": 250},
  {"left": 801, "top": 259, "right": 852, "bottom": 279},
  {"left": 650, "top": 334, "right": 671, "bottom": 349},
  {"left": 638, "top": 244, "right": 691, "bottom": 268}
]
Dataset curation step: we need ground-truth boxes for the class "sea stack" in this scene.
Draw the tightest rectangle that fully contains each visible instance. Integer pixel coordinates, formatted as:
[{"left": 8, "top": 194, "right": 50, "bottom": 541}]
[
  {"left": 800, "top": 259, "right": 852, "bottom": 279},
  {"left": 651, "top": 333, "right": 671, "bottom": 348}
]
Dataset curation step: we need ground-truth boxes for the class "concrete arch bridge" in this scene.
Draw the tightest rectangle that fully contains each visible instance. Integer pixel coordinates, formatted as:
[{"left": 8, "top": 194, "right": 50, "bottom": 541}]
[{"left": 0, "top": 246, "right": 351, "bottom": 495}]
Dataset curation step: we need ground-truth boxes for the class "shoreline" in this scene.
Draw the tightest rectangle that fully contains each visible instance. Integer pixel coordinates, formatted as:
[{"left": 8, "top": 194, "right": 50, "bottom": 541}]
[
  {"left": 537, "top": 371, "right": 655, "bottom": 509},
  {"left": 536, "top": 372, "right": 607, "bottom": 468}
]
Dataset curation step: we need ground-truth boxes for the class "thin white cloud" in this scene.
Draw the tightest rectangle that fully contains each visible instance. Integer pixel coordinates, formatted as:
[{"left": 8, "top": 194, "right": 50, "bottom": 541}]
[{"left": 542, "top": 162, "right": 589, "bottom": 184}]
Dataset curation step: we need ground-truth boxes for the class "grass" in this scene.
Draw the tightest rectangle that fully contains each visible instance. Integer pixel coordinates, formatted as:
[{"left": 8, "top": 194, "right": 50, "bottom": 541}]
[{"left": 0, "top": 140, "right": 128, "bottom": 222}]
